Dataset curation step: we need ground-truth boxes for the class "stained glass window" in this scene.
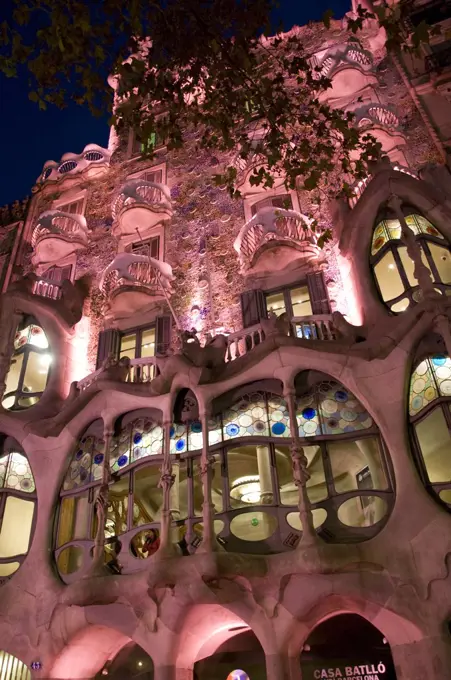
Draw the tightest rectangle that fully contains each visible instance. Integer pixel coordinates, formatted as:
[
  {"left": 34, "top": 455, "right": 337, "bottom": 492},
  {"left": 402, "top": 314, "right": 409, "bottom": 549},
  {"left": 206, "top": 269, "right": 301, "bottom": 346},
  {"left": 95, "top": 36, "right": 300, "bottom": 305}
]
[
  {"left": 409, "top": 354, "right": 451, "bottom": 416},
  {"left": 297, "top": 381, "right": 373, "bottom": 437},
  {"left": 63, "top": 433, "right": 105, "bottom": 490},
  {"left": 222, "top": 392, "right": 270, "bottom": 440},
  {"left": 111, "top": 417, "right": 163, "bottom": 472},
  {"left": 170, "top": 423, "right": 188, "bottom": 454},
  {"left": 0, "top": 452, "right": 35, "bottom": 493},
  {"left": 188, "top": 420, "right": 203, "bottom": 450},
  {"left": 208, "top": 415, "right": 222, "bottom": 446},
  {"left": 267, "top": 394, "right": 291, "bottom": 437}
]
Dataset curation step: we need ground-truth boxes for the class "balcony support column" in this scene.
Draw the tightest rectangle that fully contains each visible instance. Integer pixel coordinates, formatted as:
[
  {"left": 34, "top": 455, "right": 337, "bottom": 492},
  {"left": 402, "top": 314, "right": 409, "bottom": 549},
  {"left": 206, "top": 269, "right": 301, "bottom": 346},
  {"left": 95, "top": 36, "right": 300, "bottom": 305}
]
[
  {"left": 0, "top": 302, "right": 21, "bottom": 402},
  {"left": 284, "top": 388, "right": 318, "bottom": 548},
  {"left": 90, "top": 415, "right": 115, "bottom": 576},
  {"left": 197, "top": 410, "right": 221, "bottom": 553},
  {"left": 156, "top": 420, "right": 178, "bottom": 559}
]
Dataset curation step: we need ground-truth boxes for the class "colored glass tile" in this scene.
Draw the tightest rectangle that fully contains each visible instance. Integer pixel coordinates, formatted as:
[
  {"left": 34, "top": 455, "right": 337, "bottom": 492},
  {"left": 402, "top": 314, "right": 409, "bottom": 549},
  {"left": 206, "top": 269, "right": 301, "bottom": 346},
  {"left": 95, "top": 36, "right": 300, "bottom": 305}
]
[
  {"left": 267, "top": 394, "right": 291, "bottom": 437},
  {"left": 222, "top": 392, "right": 270, "bottom": 439},
  {"left": 4, "top": 452, "right": 35, "bottom": 493},
  {"left": 409, "top": 357, "right": 440, "bottom": 416}
]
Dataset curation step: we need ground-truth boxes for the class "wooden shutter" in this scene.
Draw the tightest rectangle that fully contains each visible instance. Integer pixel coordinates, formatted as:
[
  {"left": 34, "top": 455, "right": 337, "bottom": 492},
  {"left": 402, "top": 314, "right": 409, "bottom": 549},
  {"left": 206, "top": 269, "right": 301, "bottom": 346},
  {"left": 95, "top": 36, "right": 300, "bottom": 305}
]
[
  {"left": 306, "top": 271, "right": 330, "bottom": 315},
  {"left": 96, "top": 329, "right": 120, "bottom": 368},
  {"left": 155, "top": 315, "right": 172, "bottom": 355},
  {"left": 240, "top": 290, "right": 267, "bottom": 328}
]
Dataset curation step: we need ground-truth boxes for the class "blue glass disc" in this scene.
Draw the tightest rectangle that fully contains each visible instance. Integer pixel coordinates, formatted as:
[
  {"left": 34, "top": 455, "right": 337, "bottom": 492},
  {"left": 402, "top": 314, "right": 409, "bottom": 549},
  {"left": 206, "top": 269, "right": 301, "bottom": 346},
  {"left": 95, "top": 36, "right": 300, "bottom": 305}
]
[
  {"left": 117, "top": 455, "right": 128, "bottom": 467},
  {"left": 176, "top": 439, "right": 186, "bottom": 452},
  {"left": 191, "top": 420, "right": 202, "bottom": 433},
  {"left": 335, "top": 390, "right": 348, "bottom": 402},
  {"left": 133, "top": 433, "right": 142, "bottom": 444},
  {"left": 169, "top": 426, "right": 175, "bottom": 437},
  {"left": 302, "top": 407, "right": 316, "bottom": 420},
  {"left": 271, "top": 422, "right": 286, "bottom": 435},
  {"left": 75, "top": 449, "right": 83, "bottom": 460},
  {"left": 226, "top": 423, "right": 240, "bottom": 436},
  {"left": 94, "top": 453, "right": 104, "bottom": 465},
  {"left": 432, "top": 354, "right": 447, "bottom": 366}
]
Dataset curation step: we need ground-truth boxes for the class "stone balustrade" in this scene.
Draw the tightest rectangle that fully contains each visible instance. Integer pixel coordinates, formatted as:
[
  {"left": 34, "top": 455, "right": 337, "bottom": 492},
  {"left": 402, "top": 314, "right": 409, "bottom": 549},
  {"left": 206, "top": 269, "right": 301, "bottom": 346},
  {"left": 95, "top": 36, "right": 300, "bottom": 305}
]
[
  {"left": 32, "top": 210, "right": 89, "bottom": 249},
  {"left": 126, "top": 357, "right": 158, "bottom": 383},
  {"left": 112, "top": 179, "right": 172, "bottom": 236},
  {"left": 234, "top": 208, "right": 318, "bottom": 273},
  {"left": 31, "top": 277, "right": 62, "bottom": 301},
  {"left": 292, "top": 314, "right": 335, "bottom": 340},
  {"left": 101, "top": 259, "right": 162, "bottom": 299}
]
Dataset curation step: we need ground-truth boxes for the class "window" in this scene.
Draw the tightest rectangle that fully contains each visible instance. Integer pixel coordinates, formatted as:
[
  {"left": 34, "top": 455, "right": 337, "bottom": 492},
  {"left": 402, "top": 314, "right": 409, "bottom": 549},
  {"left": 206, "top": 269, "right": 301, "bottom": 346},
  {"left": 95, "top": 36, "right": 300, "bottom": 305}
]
[
  {"left": 409, "top": 352, "right": 451, "bottom": 509},
  {"left": 250, "top": 194, "right": 293, "bottom": 216},
  {"left": 409, "top": 1, "right": 451, "bottom": 28},
  {"left": 56, "top": 198, "right": 84, "bottom": 215},
  {"left": 119, "top": 325, "right": 156, "bottom": 361},
  {"left": 0, "top": 445, "right": 36, "bottom": 581},
  {"left": 41, "top": 265, "right": 73, "bottom": 283},
  {"left": 131, "top": 236, "right": 160, "bottom": 259},
  {"left": 371, "top": 210, "right": 451, "bottom": 313},
  {"left": 0, "top": 652, "right": 31, "bottom": 680},
  {"left": 3, "top": 317, "right": 51, "bottom": 410},
  {"left": 132, "top": 131, "right": 161, "bottom": 157}
]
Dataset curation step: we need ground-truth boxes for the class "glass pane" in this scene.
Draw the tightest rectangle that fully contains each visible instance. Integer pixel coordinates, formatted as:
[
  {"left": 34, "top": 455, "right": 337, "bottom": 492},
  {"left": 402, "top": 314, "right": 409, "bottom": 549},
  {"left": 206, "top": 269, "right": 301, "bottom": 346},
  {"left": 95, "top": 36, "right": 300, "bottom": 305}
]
[
  {"left": 317, "top": 382, "right": 373, "bottom": 435},
  {"left": 192, "top": 454, "right": 223, "bottom": 515},
  {"left": 57, "top": 546, "right": 84, "bottom": 575},
  {"left": 439, "top": 489, "right": 451, "bottom": 505},
  {"left": 170, "top": 423, "right": 188, "bottom": 454},
  {"left": 286, "top": 508, "right": 327, "bottom": 530},
  {"left": 414, "top": 214, "right": 444, "bottom": 238},
  {"left": 57, "top": 493, "right": 91, "bottom": 547},
  {"left": 222, "top": 393, "right": 269, "bottom": 440},
  {"left": 290, "top": 286, "right": 312, "bottom": 317},
  {"left": 4, "top": 352, "right": 23, "bottom": 397},
  {"left": 337, "top": 496, "right": 388, "bottom": 527},
  {"left": 328, "top": 437, "right": 388, "bottom": 493},
  {"left": 371, "top": 221, "right": 388, "bottom": 255},
  {"left": 390, "top": 298, "right": 410, "bottom": 313},
  {"left": 228, "top": 445, "right": 274, "bottom": 508},
  {"left": 398, "top": 245, "right": 432, "bottom": 287},
  {"left": 140, "top": 328, "right": 156, "bottom": 358},
  {"left": 188, "top": 420, "right": 203, "bottom": 451},
  {"left": 120, "top": 333, "right": 137, "bottom": 359},
  {"left": 22, "top": 351, "right": 50, "bottom": 393},
  {"left": 265, "top": 291, "right": 286, "bottom": 317},
  {"left": 0, "top": 454, "right": 7, "bottom": 487},
  {"left": 0, "top": 562, "right": 20, "bottom": 577},
  {"left": 106, "top": 475, "right": 129, "bottom": 537},
  {"left": 415, "top": 407, "right": 451, "bottom": 483},
  {"left": 4, "top": 452, "right": 35, "bottom": 493},
  {"left": 230, "top": 511, "right": 278, "bottom": 541},
  {"left": 0, "top": 496, "right": 34, "bottom": 557},
  {"left": 267, "top": 394, "right": 291, "bottom": 437},
  {"left": 373, "top": 251, "right": 405, "bottom": 302},
  {"left": 429, "top": 243, "right": 451, "bottom": 284},
  {"left": 409, "top": 358, "right": 438, "bottom": 416},
  {"left": 275, "top": 444, "right": 327, "bottom": 505},
  {"left": 133, "top": 465, "right": 162, "bottom": 527},
  {"left": 431, "top": 355, "right": 451, "bottom": 397}
]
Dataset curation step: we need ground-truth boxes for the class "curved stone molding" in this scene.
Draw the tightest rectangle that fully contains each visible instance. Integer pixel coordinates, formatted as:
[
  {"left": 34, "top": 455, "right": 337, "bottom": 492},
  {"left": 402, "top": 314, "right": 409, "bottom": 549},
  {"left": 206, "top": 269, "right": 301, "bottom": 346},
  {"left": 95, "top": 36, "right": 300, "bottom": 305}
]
[
  {"left": 311, "top": 42, "right": 373, "bottom": 80},
  {"left": 37, "top": 144, "right": 111, "bottom": 185},
  {"left": 354, "top": 103, "right": 401, "bottom": 131},
  {"left": 233, "top": 207, "right": 318, "bottom": 274},
  {"left": 32, "top": 210, "right": 89, "bottom": 266},
  {"left": 112, "top": 179, "right": 172, "bottom": 238}
]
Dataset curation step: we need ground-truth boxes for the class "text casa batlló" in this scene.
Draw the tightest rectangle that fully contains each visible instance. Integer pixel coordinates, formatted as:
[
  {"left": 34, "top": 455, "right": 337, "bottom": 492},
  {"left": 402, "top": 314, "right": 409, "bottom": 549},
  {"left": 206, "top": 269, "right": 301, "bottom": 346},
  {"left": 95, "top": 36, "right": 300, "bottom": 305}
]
[{"left": 312, "top": 662, "right": 387, "bottom": 679}]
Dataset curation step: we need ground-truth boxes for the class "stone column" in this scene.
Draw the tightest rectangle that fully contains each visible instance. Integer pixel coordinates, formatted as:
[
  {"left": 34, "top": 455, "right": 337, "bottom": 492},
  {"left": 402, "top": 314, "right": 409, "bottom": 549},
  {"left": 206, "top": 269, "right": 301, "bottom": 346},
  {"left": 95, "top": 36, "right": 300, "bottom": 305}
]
[
  {"left": 389, "top": 195, "right": 439, "bottom": 301},
  {"left": 157, "top": 420, "right": 177, "bottom": 558},
  {"left": 391, "top": 634, "right": 451, "bottom": 680},
  {"left": 0, "top": 304, "right": 21, "bottom": 401},
  {"left": 257, "top": 444, "right": 273, "bottom": 504},
  {"left": 284, "top": 388, "right": 317, "bottom": 546},
  {"left": 91, "top": 417, "right": 114, "bottom": 573},
  {"left": 197, "top": 409, "right": 219, "bottom": 553}
]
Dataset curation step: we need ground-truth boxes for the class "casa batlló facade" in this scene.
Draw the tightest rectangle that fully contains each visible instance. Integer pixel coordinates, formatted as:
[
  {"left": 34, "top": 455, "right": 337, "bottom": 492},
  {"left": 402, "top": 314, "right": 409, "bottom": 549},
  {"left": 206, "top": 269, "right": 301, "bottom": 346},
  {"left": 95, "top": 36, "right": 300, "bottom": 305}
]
[{"left": 1, "top": 1, "right": 451, "bottom": 678}]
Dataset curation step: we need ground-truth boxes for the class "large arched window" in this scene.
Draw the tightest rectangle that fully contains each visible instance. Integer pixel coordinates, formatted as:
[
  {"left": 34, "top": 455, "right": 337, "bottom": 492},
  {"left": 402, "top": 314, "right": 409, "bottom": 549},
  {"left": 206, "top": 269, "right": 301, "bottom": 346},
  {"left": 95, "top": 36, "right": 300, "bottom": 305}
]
[
  {"left": 0, "top": 651, "right": 31, "bottom": 680},
  {"left": 371, "top": 209, "right": 451, "bottom": 313},
  {"left": 409, "top": 350, "right": 451, "bottom": 509},
  {"left": 3, "top": 316, "right": 51, "bottom": 410},
  {"left": 0, "top": 440, "right": 36, "bottom": 582}
]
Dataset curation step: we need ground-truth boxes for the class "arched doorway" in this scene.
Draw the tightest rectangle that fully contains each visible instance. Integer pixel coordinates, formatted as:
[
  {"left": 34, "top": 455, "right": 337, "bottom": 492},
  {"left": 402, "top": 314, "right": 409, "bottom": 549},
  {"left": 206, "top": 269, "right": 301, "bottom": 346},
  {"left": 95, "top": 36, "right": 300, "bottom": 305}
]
[
  {"left": 300, "top": 614, "right": 397, "bottom": 679},
  {"left": 94, "top": 641, "right": 154, "bottom": 678},
  {"left": 194, "top": 629, "right": 265, "bottom": 680}
]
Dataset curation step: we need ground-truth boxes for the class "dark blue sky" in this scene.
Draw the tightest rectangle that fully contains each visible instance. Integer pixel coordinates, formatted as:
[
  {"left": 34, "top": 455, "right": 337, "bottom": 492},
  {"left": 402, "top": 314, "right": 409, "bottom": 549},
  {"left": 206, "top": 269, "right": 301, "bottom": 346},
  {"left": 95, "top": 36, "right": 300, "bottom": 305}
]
[{"left": 0, "top": 0, "right": 350, "bottom": 205}]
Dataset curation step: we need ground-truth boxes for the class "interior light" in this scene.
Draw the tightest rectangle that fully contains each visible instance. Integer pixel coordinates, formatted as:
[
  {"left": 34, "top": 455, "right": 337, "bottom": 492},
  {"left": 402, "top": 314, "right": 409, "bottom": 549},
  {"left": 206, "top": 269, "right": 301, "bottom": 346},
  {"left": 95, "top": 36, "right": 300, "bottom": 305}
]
[
  {"left": 138, "top": 661, "right": 143, "bottom": 668},
  {"left": 388, "top": 264, "right": 395, "bottom": 270}
]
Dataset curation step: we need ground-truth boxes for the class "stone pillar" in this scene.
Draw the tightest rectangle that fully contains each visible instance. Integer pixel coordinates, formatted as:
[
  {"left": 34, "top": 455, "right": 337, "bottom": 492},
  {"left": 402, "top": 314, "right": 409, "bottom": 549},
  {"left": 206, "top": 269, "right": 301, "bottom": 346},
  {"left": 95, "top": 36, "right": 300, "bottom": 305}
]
[
  {"left": 284, "top": 388, "right": 317, "bottom": 547},
  {"left": 265, "top": 652, "right": 293, "bottom": 680},
  {"left": 157, "top": 420, "right": 177, "bottom": 558},
  {"left": 197, "top": 410, "right": 219, "bottom": 553},
  {"left": 391, "top": 634, "right": 451, "bottom": 680},
  {"left": 0, "top": 304, "right": 21, "bottom": 401},
  {"left": 91, "top": 417, "right": 114, "bottom": 573},
  {"left": 170, "top": 462, "right": 181, "bottom": 520},
  {"left": 257, "top": 444, "right": 273, "bottom": 504}
]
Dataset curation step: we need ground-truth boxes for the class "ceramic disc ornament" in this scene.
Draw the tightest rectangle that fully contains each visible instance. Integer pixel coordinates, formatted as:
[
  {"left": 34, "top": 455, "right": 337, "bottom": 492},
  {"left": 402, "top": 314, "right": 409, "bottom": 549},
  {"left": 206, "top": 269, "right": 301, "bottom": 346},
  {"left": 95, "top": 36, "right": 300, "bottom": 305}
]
[{"left": 226, "top": 671, "right": 250, "bottom": 680}]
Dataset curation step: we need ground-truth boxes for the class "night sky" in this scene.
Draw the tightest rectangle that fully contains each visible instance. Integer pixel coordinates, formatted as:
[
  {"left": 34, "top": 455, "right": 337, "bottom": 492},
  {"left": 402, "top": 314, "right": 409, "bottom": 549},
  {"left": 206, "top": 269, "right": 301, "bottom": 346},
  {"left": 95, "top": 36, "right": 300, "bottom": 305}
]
[{"left": 0, "top": 0, "right": 350, "bottom": 206}]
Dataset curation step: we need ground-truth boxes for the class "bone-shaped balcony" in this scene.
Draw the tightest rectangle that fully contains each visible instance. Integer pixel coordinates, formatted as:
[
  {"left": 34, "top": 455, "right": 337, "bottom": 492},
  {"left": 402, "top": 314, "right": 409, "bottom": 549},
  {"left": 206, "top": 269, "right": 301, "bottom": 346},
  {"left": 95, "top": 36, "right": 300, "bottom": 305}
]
[
  {"left": 100, "top": 253, "right": 175, "bottom": 318},
  {"left": 31, "top": 210, "right": 89, "bottom": 266},
  {"left": 112, "top": 179, "right": 173, "bottom": 238},
  {"left": 233, "top": 207, "right": 319, "bottom": 274}
]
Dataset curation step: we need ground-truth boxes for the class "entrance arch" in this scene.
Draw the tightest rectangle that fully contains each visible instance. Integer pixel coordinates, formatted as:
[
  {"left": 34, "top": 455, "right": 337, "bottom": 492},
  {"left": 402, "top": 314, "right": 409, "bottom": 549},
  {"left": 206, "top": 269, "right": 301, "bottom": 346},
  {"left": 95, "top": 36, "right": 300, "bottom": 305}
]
[
  {"left": 194, "top": 629, "right": 265, "bottom": 680},
  {"left": 300, "top": 614, "right": 397, "bottom": 679},
  {"left": 94, "top": 641, "right": 154, "bottom": 678}
]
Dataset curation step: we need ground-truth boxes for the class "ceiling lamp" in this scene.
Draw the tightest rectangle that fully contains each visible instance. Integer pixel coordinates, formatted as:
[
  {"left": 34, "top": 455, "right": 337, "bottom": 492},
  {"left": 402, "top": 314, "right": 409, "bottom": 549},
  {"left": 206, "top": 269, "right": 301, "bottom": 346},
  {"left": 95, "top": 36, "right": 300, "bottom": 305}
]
[{"left": 230, "top": 475, "right": 261, "bottom": 504}]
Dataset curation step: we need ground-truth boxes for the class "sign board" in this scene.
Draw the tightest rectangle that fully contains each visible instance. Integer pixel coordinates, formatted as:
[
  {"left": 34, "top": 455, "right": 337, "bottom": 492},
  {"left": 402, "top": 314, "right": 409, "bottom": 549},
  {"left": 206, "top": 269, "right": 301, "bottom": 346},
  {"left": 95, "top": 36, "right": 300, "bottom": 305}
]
[{"left": 301, "top": 658, "right": 396, "bottom": 680}]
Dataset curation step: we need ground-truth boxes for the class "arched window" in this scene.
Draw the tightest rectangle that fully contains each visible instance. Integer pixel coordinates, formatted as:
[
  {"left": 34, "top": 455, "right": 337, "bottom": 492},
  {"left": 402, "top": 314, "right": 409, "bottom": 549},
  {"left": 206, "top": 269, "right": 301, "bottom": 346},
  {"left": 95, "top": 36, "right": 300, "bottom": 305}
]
[
  {"left": 371, "top": 209, "right": 451, "bottom": 313},
  {"left": 0, "top": 651, "right": 31, "bottom": 679},
  {"left": 409, "top": 350, "right": 451, "bottom": 509},
  {"left": 0, "top": 440, "right": 36, "bottom": 582},
  {"left": 3, "top": 316, "right": 51, "bottom": 410},
  {"left": 55, "top": 415, "right": 164, "bottom": 581}
]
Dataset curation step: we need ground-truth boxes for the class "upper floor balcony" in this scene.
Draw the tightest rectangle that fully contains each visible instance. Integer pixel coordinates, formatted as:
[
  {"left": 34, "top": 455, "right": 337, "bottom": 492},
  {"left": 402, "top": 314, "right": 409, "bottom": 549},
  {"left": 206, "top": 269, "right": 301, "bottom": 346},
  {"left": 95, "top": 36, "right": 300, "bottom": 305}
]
[
  {"left": 111, "top": 179, "right": 172, "bottom": 239},
  {"left": 31, "top": 210, "right": 89, "bottom": 266},
  {"left": 100, "top": 253, "right": 175, "bottom": 318},
  {"left": 234, "top": 207, "right": 319, "bottom": 275}
]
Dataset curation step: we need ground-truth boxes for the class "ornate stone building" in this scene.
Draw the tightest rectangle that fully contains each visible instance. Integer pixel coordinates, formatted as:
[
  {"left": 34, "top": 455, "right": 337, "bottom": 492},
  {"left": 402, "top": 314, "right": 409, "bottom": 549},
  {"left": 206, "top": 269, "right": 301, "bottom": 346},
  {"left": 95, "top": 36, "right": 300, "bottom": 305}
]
[{"left": 1, "top": 1, "right": 451, "bottom": 679}]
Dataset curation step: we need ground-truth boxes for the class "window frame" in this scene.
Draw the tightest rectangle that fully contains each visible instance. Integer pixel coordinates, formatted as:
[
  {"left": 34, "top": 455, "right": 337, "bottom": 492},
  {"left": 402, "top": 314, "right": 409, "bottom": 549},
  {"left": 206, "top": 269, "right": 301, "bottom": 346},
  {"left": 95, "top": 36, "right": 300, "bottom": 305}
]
[
  {"left": 244, "top": 190, "right": 300, "bottom": 224},
  {"left": 118, "top": 323, "right": 157, "bottom": 362},
  {"left": 52, "top": 191, "right": 87, "bottom": 216},
  {"left": 370, "top": 211, "right": 451, "bottom": 313}
]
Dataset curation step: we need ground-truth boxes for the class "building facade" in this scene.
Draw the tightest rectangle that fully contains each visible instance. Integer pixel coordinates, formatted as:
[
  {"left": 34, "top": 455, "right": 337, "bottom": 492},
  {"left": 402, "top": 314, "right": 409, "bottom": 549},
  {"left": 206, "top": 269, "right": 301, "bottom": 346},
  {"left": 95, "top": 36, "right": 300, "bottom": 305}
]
[{"left": 1, "top": 1, "right": 451, "bottom": 678}]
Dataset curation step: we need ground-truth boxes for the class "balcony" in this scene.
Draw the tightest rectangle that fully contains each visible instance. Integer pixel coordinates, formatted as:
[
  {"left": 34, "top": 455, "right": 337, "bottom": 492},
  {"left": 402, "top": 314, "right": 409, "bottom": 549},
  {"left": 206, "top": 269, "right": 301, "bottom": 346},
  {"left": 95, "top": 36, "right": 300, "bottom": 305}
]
[
  {"left": 78, "top": 356, "right": 158, "bottom": 392},
  {"left": 234, "top": 207, "right": 319, "bottom": 274},
  {"left": 111, "top": 179, "right": 172, "bottom": 238},
  {"left": 100, "top": 253, "right": 175, "bottom": 318},
  {"left": 31, "top": 210, "right": 89, "bottom": 266},
  {"left": 426, "top": 45, "right": 451, "bottom": 73}
]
